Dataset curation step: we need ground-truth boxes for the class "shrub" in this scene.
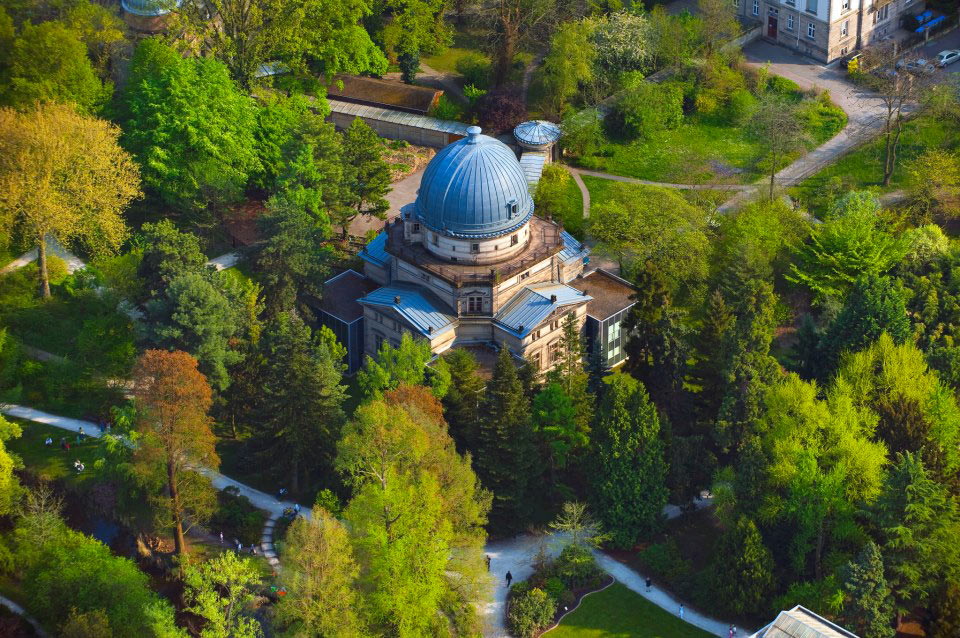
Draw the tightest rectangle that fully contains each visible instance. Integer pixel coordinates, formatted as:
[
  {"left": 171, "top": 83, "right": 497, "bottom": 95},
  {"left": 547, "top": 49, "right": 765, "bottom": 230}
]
[
  {"left": 209, "top": 487, "right": 266, "bottom": 545},
  {"left": 430, "top": 95, "right": 463, "bottom": 122},
  {"left": 637, "top": 539, "right": 693, "bottom": 584},
  {"left": 398, "top": 51, "right": 420, "bottom": 84},
  {"left": 463, "top": 84, "right": 487, "bottom": 107},
  {"left": 455, "top": 52, "right": 492, "bottom": 89},
  {"left": 561, "top": 108, "right": 605, "bottom": 157},
  {"left": 476, "top": 88, "right": 527, "bottom": 133},
  {"left": 510, "top": 580, "right": 532, "bottom": 598},
  {"left": 766, "top": 74, "right": 802, "bottom": 96},
  {"left": 534, "top": 164, "right": 574, "bottom": 223},
  {"left": 553, "top": 543, "right": 603, "bottom": 590},
  {"left": 611, "top": 80, "right": 683, "bottom": 140},
  {"left": 724, "top": 88, "right": 757, "bottom": 125},
  {"left": 544, "top": 576, "right": 566, "bottom": 602},
  {"left": 507, "top": 587, "right": 555, "bottom": 638}
]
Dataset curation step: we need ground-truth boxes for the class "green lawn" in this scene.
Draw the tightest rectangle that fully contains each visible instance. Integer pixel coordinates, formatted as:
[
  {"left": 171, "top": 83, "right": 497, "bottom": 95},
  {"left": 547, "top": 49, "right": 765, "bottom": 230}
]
[
  {"left": 422, "top": 28, "right": 491, "bottom": 75},
  {"left": 789, "top": 114, "right": 958, "bottom": 214},
  {"left": 549, "top": 583, "right": 716, "bottom": 638},
  {"left": 5, "top": 419, "right": 104, "bottom": 488},
  {"left": 549, "top": 168, "right": 586, "bottom": 241}
]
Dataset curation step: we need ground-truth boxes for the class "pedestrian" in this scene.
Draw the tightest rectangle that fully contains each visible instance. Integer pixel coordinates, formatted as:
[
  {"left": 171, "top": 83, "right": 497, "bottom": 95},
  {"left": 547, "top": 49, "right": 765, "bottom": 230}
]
[
  {"left": 294, "top": 503, "right": 301, "bottom": 515},
  {"left": 729, "top": 625, "right": 734, "bottom": 638},
  {"left": 65, "top": 441, "right": 70, "bottom": 451},
  {"left": 60, "top": 437, "right": 66, "bottom": 450},
  {"left": 679, "top": 604, "right": 684, "bottom": 620},
  {"left": 733, "top": 626, "right": 738, "bottom": 638},
  {"left": 485, "top": 554, "right": 491, "bottom": 571},
  {"left": 645, "top": 577, "right": 651, "bottom": 592},
  {"left": 44, "top": 437, "right": 52, "bottom": 446},
  {"left": 219, "top": 531, "right": 224, "bottom": 545},
  {"left": 506, "top": 571, "right": 513, "bottom": 587}
]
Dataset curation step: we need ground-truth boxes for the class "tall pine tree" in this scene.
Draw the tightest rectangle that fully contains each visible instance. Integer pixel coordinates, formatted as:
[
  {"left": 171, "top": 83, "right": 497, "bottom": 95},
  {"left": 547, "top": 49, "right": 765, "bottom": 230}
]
[
  {"left": 254, "top": 313, "right": 347, "bottom": 494},
  {"left": 441, "top": 348, "right": 486, "bottom": 454},
  {"left": 710, "top": 516, "right": 775, "bottom": 616},
  {"left": 476, "top": 347, "right": 538, "bottom": 534},
  {"left": 590, "top": 372, "right": 668, "bottom": 548},
  {"left": 842, "top": 541, "right": 894, "bottom": 638}
]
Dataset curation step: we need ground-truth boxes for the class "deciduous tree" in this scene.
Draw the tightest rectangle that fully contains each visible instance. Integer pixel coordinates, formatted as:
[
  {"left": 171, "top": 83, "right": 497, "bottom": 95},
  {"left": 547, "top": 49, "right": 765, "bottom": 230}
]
[
  {"left": 750, "top": 96, "right": 809, "bottom": 200},
  {"left": 132, "top": 350, "right": 218, "bottom": 556},
  {"left": 277, "top": 508, "right": 366, "bottom": 637},
  {"left": 0, "top": 103, "right": 138, "bottom": 298},
  {"left": 184, "top": 552, "right": 263, "bottom": 638}
]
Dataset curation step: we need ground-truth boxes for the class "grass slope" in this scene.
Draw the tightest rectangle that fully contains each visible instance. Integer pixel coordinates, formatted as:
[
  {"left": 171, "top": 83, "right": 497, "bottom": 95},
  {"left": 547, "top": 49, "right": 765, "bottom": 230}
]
[
  {"left": 6, "top": 419, "right": 104, "bottom": 488},
  {"left": 549, "top": 583, "right": 716, "bottom": 638}
]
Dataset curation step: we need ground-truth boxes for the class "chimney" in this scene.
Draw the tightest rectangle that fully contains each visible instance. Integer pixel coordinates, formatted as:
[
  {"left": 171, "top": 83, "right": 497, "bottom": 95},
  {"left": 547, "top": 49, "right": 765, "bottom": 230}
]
[
  {"left": 518, "top": 325, "right": 524, "bottom": 332},
  {"left": 550, "top": 294, "right": 557, "bottom": 303},
  {"left": 394, "top": 296, "right": 401, "bottom": 304},
  {"left": 428, "top": 326, "right": 433, "bottom": 334}
]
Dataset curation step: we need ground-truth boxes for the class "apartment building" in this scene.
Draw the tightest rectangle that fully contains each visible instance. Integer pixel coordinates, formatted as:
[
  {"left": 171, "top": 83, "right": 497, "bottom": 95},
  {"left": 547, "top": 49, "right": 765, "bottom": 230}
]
[{"left": 738, "top": 0, "right": 923, "bottom": 62}]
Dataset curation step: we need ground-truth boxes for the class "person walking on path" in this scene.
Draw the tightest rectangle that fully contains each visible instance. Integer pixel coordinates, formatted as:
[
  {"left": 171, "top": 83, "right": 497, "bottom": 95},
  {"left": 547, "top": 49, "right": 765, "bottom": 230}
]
[
  {"left": 645, "top": 577, "right": 652, "bottom": 592},
  {"left": 506, "top": 571, "right": 513, "bottom": 588},
  {"left": 485, "top": 554, "right": 491, "bottom": 571},
  {"left": 679, "top": 604, "right": 684, "bottom": 620},
  {"left": 219, "top": 531, "right": 224, "bottom": 545},
  {"left": 729, "top": 625, "right": 734, "bottom": 638},
  {"left": 733, "top": 625, "right": 738, "bottom": 637}
]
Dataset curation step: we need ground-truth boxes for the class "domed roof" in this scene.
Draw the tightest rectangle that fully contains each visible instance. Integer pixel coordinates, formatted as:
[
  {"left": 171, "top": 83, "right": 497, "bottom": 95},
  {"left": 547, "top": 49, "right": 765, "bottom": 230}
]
[
  {"left": 514, "top": 120, "right": 562, "bottom": 146},
  {"left": 122, "top": 0, "right": 180, "bottom": 16},
  {"left": 415, "top": 126, "right": 533, "bottom": 238}
]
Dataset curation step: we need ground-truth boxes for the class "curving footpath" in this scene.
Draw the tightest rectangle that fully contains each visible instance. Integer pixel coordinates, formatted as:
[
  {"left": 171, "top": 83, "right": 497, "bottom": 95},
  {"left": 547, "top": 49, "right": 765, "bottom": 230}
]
[
  {"left": 3, "top": 404, "right": 739, "bottom": 638},
  {"left": 0, "top": 593, "right": 49, "bottom": 637}
]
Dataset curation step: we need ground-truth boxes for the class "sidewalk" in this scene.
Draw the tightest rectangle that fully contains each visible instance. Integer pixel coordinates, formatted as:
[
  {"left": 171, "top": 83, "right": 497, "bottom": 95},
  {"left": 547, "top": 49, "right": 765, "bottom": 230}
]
[{"left": 0, "top": 236, "right": 86, "bottom": 275}]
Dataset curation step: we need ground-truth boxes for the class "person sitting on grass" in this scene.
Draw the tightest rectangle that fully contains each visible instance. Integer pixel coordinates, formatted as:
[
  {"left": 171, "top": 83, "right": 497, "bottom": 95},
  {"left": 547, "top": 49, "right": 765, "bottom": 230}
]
[{"left": 74, "top": 460, "right": 85, "bottom": 472}]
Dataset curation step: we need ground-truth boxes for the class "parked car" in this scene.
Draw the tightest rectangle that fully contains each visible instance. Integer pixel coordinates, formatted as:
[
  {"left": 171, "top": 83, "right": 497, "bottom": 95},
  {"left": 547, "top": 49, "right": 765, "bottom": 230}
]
[
  {"left": 936, "top": 49, "right": 960, "bottom": 67},
  {"left": 904, "top": 59, "right": 936, "bottom": 74}
]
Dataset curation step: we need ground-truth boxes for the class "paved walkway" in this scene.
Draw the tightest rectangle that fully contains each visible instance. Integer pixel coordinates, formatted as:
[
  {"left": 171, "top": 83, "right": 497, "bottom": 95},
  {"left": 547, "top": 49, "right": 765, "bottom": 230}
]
[
  {"left": 349, "top": 167, "right": 425, "bottom": 237},
  {"left": 482, "top": 497, "right": 729, "bottom": 637},
  {"left": 572, "top": 168, "right": 753, "bottom": 192},
  {"left": 0, "top": 404, "right": 301, "bottom": 569},
  {"left": 206, "top": 252, "right": 241, "bottom": 271},
  {"left": 0, "top": 236, "right": 86, "bottom": 275},
  {"left": 718, "top": 41, "right": 892, "bottom": 211},
  {"left": 4, "top": 403, "right": 732, "bottom": 638}
]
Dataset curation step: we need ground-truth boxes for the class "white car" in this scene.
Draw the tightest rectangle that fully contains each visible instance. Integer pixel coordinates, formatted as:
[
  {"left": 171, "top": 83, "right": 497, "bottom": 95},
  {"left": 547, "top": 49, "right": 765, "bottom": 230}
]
[{"left": 937, "top": 49, "right": 960, "bottom": 67}]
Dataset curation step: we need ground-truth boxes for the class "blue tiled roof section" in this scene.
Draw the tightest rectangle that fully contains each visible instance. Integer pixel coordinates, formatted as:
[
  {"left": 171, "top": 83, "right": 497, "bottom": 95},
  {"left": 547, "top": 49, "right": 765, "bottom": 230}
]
[
  {"left": 415, "top": 126, "right": 534, "bottom": 238},
  {"left": 495, "top": 283, "right": 591, "bottom": 338},
  {"left": 513, "top": 120, "right": 562, "bottom": 146},
  {"left": 359, "top": 232, "right": 389, "bottom": 268},
  {"left": 558, "top": 231, "right": 589, "bottom": 263},
  {"left": 358, "top": 285, "right": 456, "bottom": 338},
  {"left": 122, "top": 0, "right": 180, "bottom": 16},
  {"left": 519, "top": 152, "right": 547, "bottom": 189}
]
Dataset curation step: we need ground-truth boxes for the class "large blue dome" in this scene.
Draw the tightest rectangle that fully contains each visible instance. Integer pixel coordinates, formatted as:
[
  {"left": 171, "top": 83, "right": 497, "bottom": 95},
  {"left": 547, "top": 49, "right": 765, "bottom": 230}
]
[{"left": 414, "top": 126, "right": 533, "bottom": 238}]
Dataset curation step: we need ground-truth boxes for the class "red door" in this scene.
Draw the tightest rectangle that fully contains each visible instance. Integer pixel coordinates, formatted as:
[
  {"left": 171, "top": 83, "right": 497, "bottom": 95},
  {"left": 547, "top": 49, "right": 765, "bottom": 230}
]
[{"left": 767, "top": 16, "right": 778, "bottom": 38}]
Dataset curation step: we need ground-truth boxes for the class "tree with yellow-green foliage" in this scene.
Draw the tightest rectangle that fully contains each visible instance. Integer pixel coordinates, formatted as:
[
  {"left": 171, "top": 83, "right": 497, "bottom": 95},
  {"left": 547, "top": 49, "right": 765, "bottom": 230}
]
[
  {"left": 0, "top": 414, "right": 22, "bottom": 517},
  {"left": 0, "top": 103, "right": 139, "bottom": 298}
]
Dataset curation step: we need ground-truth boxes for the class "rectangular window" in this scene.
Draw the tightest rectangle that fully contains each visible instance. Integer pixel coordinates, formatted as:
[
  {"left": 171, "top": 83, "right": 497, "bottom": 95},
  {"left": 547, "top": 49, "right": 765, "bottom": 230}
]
[
  {"left": 431, "top": 233, "right": 438, "bottom": 246},
  {"left": 841, "top": 0, "right": 849, "bottom": 9},
  {"left": 785, "top": 0, "right": 795, "bottom": 6},
  {"left": 548, "top": 340, "right": 562, "bottom": 364},
  {"left": 840, "top": 19, "right": 848, "bottom": 36},
  {"left": 531, "top": 351, "right": 542, "bottom": 371},
  {"left": 511, "top": 234, "right": 519, "bottom": 246},
  {"left": 805, "top": 0, "right": 817, "bottom": 12},
  {"left": 520, "top": 271, "right": 530, "bottom": 280},
  {"left": 752, "top": 0, "right": 759, "bottom": 14},
  {"left": 873, "top": 4, "right": 888, "bottom": 22},
  {"left": 551, "top": 320, "right": 559, "bottom": 331},
  {"left": 533, "top": 329, "right": 542, "bottom": 340},
  {"left": 807, "top": 22, "right": 815, "bottom": 38},
  {"left": 374, "top": 333, "right": 385, "bottom": 350},
  {"left": 471, "top": 243, "right": 480, "bottom": 253},
  {"left": 468, "top": 296, "right": 483, "bottom": 313},
  {"left": 412, "top": 223, "right": 420, "bottom": 233},
  {"left": 787, "top": 14, "right": 794, "bottom": 29}
]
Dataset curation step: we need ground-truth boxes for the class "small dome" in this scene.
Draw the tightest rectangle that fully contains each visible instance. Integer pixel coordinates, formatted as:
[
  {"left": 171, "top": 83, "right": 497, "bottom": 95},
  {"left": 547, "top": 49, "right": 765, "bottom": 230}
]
[
  {"left": 513, "top": 120, "right": 562, "bottom": 147},
  {"left": 122, "top": 0, "right": 180, "bottom": 16},
  {"left": 415, "top": 126, "right": 533, "bottom": 238}
]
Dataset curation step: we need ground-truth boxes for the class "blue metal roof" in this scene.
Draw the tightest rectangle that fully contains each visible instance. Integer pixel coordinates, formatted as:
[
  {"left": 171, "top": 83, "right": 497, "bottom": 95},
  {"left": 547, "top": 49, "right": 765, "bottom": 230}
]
[
  {"left": 495, "top": 283, "right": 591, "bottom": 338},
  {"left": 513, "top": 120, "right": 562, "bottom": 147},
  {"left": 358, "top": 285, "right": 456, "bottom": 338},
  {"left": 359, "top": 232, "right": 390, "bottom": 268},
  {"left": 122, "top": 0, "right": 180, "bottom": 16},
  {"left": 519, "top": 152, "right": 547, "bottom": 189},
  {"left": 558, "top": 230, "right": 589, "bottom": 263},
  {"left": 414, "top": 126, "right": 534, "bottom": 238},
  {"left": 328, "top": 99, "right": 472, "bottom": 135}
]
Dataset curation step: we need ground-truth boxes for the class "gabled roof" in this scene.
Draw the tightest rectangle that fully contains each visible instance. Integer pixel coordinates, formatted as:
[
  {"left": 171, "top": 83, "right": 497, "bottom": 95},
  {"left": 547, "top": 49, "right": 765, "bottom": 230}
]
[
  {"left": 558, "top": 230, "right": 589, "bottom": 264},
  {"left": 495, "top": 283, "right": 591, "bottom": 338},
  {"left": 359, "top": 232, "right": 390, "bottom": 268},
  {"left": 358, "top": 285, "right": 456, "bottom": 338},
  {"left": 315, "top": 270, "right": 379, "bottom": 323},
  {"left": 327, "top": 75, "right": 442, "bottom": 115},
  {"left": 753, "top": 606, "right": 860, "bottom": 638},
  {"left": 328, "top": 99, "right": 473, "bottom": 136}
]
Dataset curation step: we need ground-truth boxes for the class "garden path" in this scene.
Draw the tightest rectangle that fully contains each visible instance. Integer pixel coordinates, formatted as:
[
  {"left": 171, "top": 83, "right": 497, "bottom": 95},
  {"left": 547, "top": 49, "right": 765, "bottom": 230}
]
[
  {"left": 206, "top": 252, "right": 241, "bottom": 271},
  {"left": 0, "top": 236, "right": 85, "bottom": 275},
  {"left": 3, "top": 403, "right": 736, "bottom": 638},
  {"left": 0, "top": 593, "right": 50, "bottom": 638},
  {"left": 570, "top": 167, "right": 754, "bottom": 192}
]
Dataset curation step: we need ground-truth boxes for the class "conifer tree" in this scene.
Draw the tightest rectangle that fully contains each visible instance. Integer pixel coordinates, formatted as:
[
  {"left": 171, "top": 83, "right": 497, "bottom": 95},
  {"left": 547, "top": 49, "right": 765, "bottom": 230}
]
[
  {"left": 254, "top": 313, "right": 347, "bottom": 494},
  {"left": 842, "top": 541, "right": 894, "bottom": 638},
  {"left": 691, "top": 288, "right": 734, "bottom": 422},
  {"left": 442, "top": 348, "right": 486, "bottom": 454},
  {"left": 710, "top": 516, "right": 775, "bottom": 616},
  {"left": 546, "top": 311, "right": 593, "bottom": 445},
  {"left": 928, "top": 581, "right": 960, "bottom": 638},
  {"left": 590, "top": 373, "right": 668, "bottom": 548},
  {"left": 476, "top": 346, "right": 538, "bottom": 534}
]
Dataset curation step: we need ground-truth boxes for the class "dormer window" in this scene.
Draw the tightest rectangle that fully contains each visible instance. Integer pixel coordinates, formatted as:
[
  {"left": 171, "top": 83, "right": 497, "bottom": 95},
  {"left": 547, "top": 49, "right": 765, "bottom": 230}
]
[
  {"left": 511, "top": 234, "right": 519, "bottom": 246},
  {"left": 431, "top": 233, "right": 438, "bottom": 246},
  {"left": 507, "top": 200, "right": 518, "bottom": 218},
  {"left": 471, "top": 243, "right": 480, "bottom": 253}
]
